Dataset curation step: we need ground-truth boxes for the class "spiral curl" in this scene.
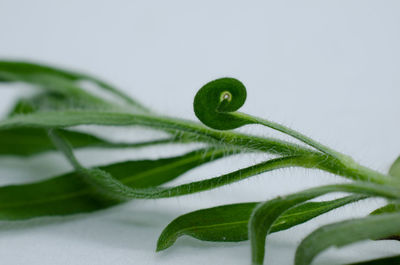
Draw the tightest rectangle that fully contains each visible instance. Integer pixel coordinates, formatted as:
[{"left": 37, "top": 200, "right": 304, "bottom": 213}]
[{"left": 193, "top": 77, "right": 250, "bottom": 130}]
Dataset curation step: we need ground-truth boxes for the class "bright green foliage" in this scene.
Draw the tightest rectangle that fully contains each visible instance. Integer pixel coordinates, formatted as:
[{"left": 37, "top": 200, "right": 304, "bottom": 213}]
[
  {"left": 9, "top": 91, "right": 110, "bottom": 113},
  {"left": 156, "top": 195, "right": 365, "bottom": 251},
  {"left": 371, "top": 203, "right": 400, "bottom": 215},
  {"left": 249, "top": 183, "right": 399, "bottom": 265},
  {"left": 367, "top": 156, "right": 400, "bottom": 240},
  {"left": 0, "top": 127, "right": 177, "bottom": 156},
  {"left": 369, "top": 157, "right": 400, "bottom": 215},
  {"left": 0, "top": 128, "right": 106, "bottom": 156},
  {"left": 0, "top": 60, "right": 86, "bottom": 83},
  {"left": 389, "top": 156, "right": 400, "bottom": 178},
  {"left": 0, "top": 60, "right": 147, "bottom": 110},
  {"left": 0, "top": 148, "right": 226, "bottom": 220},
  {"left": 295, "top": 213, "right": 400, "bottom": 265},
  {"left": 2, "top": 93, "right": 179, "bottom": 156},
  {"left": 0, "top": 60, "right": 398, "bottom": 265}
]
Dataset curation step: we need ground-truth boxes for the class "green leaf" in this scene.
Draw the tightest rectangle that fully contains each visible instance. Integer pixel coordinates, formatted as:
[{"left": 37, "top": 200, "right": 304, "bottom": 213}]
[
  {"left": 156, "top": 195, "right": 365, "bottom": 251},
  {"left": 1, "top": 65, "right": 108, "bottom": 108},
  {"left": 249, "top": 183, "right": 400, "bottom": 265},
  {"left": 158, "top": 202, "right": 257, "bottom": 250},
  {"left": 369, "top": 203, "right": 400, "bottom": 241},
  {"left": 389, "top": 156, "right": 400, "bottom": 178},
  {"left": 8, "top": 92, "right": 111, "bottom": 114},
  {"left": 345, "top": 255, "right": 400, "bottom": 265},
  {"left": 368, "top": 156, "right": 400, "bottom": 238},
  {"left": 0, "top": 127, "right": 177, "bottom": 156},
  {"left": 7, "top": 98, "right": 36, "bottom": 116},
  {"left": 371, "top": 203, "right": 400, "bottom": 215},
  {"left": 0, "top": 127, "right": 105, "bottom": 156},
  {"left": 1, "top": 93, "right": 170, "bottom": 157},
  {"left": 0, "top": 148, "right": 226, "bottom": 220},
  {"left": 295, "top": 213, "right": 400, "bottom": 265},
  {"left": 0, "top": 60, "right": 147, "bottom": 110},
  {"left": 369, "top": 157, "right": 400, "bottom": 215},
  {"left": 0, "top": 60, "right": 85, "bottom": 84}
]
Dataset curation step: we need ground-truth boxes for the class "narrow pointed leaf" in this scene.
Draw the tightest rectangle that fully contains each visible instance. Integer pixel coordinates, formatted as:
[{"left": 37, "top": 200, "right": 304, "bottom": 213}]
[
  {"left": 8, "top": 91, "right": 111, "bottom": 113},
  {"left": 370, "top": 203, "right": 400, "bottom": 240},
  {"left": 1, "top": 66, "right": 110, "bottom": 109},
  {"left": 0, "top": 94, "right": 173, "bottom": 156},
  {"left": 369, "top": 156, "right": 400, "bottom": 216},
  {"left": 0, "top": 148, "right": 226, "bottom": 220},
  {"left": 389, "top": 156, "right": 400, "bottom": 178},
  {"left": 156, "top": 195, "right": 365, "bottom": 251},
  {"left": 295, "top": 213, "right": 400, "bottom": 265},
  {"left": 8, "top": 98, "right": 36, "bottom": 116},
  {"left": 249, "top": 183, "right": 399, "bottom": 265},
  {"left": 0, "top": 127, "right": 178, "bottom": 156},
  {"left": 0, "top": 60, "right": 147, "bottom": 110},
  {"left": 0, "top": 60, "right": 86, "bottom": 84},
  {"left": 371, "top": 203, "right": 400, "bottom": 215},
  {"left": 368, "top": 156, "right": 400, "bottom": 239}
]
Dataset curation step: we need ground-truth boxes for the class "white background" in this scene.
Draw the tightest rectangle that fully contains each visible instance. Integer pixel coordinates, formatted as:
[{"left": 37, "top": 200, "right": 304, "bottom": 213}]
[{"left": 0, "top": 1, "right": 400, "bottom": 264}]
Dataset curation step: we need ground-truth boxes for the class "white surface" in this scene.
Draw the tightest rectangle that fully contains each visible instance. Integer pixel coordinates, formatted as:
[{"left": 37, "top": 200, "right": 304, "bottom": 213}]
[{"left": 0, "top": 1, "right": 400, "bottom": 264}]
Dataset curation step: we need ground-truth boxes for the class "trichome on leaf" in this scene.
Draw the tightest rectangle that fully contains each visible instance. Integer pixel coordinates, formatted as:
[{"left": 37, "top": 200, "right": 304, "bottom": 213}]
[{"left": 0, "top": 61, "right": 399, "bottom": 265}]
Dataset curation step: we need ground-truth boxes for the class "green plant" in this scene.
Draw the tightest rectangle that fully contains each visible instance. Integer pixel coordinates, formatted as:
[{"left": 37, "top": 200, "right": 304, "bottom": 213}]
[{"left": 0, "top": 60, "right": 399, "bottom": 265}]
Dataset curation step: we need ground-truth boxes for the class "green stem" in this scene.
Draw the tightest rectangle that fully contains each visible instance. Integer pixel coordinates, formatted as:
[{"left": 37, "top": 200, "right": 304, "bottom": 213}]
[
  {"left": 231, "top": 113, "right": 391, "bottom": 185},
  {"left": 92, "top": 137, "right": 189, "bottom": 149},
  {"left": 343, "top": 162, "right": 394, "bottom": 185},
  {"left": 236, "top": 112, "right": 345, "bottom": 160},
  {"left": 48, "top": 131, "right": 395, "bottom": 201},
  {"left": 0, "top": 111, "right": 317, "bottom": 157},
  {"left": 2, "top": 110, "right": 392, "bottom": 185},
  {"left": 48, "top": 129, "right": 83, "bottom": 169}
]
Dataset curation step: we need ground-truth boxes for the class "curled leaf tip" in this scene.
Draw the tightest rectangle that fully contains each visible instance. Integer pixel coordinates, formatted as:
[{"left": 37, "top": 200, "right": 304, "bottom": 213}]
[{"left": 193, "top": 77, "right": 250, "bottom": 130}]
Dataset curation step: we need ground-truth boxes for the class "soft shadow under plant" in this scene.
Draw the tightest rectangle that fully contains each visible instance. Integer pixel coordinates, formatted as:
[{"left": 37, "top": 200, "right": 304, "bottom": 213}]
[{"left": 0, "top": 61, "right": 399, "bottom": 265}]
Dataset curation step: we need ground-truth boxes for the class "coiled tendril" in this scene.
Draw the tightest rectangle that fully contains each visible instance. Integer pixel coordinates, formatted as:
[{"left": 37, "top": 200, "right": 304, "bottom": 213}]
[
  {"left": 193, "top": 77, "right": 347, "bottom": 160},
  {"left": 193, "top": 77, "right": 251, "bottom": 130}
]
